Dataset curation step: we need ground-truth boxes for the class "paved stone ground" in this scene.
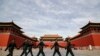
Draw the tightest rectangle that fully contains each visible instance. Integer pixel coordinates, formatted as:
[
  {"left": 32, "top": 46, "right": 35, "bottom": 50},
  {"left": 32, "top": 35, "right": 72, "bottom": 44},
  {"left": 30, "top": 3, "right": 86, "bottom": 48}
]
[{"left": 0, "top": 48, "right": 100, "bottom": 56}]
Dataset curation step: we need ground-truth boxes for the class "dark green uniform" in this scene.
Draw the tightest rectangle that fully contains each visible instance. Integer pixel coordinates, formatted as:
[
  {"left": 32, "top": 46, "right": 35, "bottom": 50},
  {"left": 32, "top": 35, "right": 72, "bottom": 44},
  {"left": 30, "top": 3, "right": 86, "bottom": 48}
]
[
  {"left": 37, "top": 41, "right": 45, "bottom": 56},
  {"left": 27, "top": 42, "right": 34, "bottom": 56},
  {"left": 51, "top": 42, "right": 61, "bottom": 56},
  {"left": 66, "top": 41, "right": 74, "bottom": 56},
  {"left": 20, "top": 42, "right": 29, "bottom": 56},
  {"left": 5, "top": 41, "right": 17, "bottom": 56}
]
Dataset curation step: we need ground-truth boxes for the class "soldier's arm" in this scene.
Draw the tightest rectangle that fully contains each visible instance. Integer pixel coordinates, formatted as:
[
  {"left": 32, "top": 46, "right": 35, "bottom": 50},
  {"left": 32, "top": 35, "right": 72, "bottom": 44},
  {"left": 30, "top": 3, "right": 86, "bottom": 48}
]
[
  {"left": 59, "top": 44, "right": 64, "bottom": 48},
  {"left": 51, "top": 44, "right": 54, "bottom": 49},
  {"left": 5, "top": 47, "right": 8, "bottom": 51},
  {"left": 43, "top": 43, "right": 46, "bottom": 46},
  {"left": 65, "top": 44, "right": 68, "bottom": 50},
  {"left": 5, "top": 44, "right": 10, "bottom": 51}
]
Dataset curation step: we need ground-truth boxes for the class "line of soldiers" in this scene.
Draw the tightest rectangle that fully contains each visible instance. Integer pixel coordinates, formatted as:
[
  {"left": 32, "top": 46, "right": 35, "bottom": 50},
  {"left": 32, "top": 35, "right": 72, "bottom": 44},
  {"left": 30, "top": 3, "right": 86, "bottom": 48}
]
[{"left": 5, "top": 38, "right": 74, "bottom": 56}]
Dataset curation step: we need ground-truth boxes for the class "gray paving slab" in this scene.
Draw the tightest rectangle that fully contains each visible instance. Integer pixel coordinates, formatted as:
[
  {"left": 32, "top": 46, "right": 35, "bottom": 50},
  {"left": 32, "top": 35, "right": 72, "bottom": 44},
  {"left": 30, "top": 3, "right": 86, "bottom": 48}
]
[{"left": 0, "top": 48, "right": 100, "bottom": 56}]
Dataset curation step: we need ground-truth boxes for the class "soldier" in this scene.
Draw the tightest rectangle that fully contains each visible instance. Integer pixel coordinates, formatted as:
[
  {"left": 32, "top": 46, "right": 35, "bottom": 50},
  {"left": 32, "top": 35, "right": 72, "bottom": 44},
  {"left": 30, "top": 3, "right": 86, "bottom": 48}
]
[
  {"left": 65, "top": 38, "right": 74, "bottom": 56},
  {"left": 5, "top": 39, "right": 17, "bottom": 56},
  {"left": 27, "top": 41, "right": 34, "bottom": 56},
  {"left": 51, "top": 39, "right": 62, "bottom": 56},
  {"left": 37, "top": 39, "right": 45, "bottom": 56},
  {"left": 20, "top": 40, "right": 29, "bottom": 56}
]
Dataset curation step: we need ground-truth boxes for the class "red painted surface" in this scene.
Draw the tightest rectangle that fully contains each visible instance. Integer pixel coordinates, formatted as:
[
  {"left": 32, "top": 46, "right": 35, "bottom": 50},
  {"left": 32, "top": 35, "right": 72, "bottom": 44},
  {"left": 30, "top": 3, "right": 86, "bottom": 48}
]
[
  {"left": 0, "top": 33, "right": 25, "bottom": 47},
  {"left": 0, "top": 33, "right": 10, "bottom": 47},
  {"left": 0, "top": 22, "right": 34, "bottom": 48},
  {"left": 58, "top": 41, "right": 66, "bottom": 47},
  {"left": 72, "top": 33, "right": 100, "bottom": 48},
  {"left": 71, "top": 34, "right": 94, "bottom": 47},
  {"left": 0, "top": 33, "right": 29, "bottom": 48},
  {"left": 9, "top": 34, "right": 25, "bottom": 47},
  {"left": 92, "top": 33, "right": 100, "bottom": 46},
  {"left": 38, "top": 41, "right": 67, "bottom": 48}
]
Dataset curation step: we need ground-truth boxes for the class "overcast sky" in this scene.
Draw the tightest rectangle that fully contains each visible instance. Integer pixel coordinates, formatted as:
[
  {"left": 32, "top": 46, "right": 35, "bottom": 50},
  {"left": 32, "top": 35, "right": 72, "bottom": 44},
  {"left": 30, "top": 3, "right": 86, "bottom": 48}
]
[{"left": 0, "top": 0, "right": 100, "bottom": 38}]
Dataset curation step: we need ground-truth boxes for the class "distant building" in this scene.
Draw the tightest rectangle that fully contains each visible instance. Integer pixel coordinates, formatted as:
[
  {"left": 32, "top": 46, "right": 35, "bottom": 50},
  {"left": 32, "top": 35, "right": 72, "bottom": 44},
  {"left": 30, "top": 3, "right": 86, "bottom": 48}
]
[
  {"left": 40, "top": 34, "right": 63, "bottom": 41},
  {"left": 40, "top": 34, "right": 66, "bottom": 47},
  {"left": 71, "top": 22, "right": 100, "bottom": 49},
  {"left": 0, "top": 22, "right": 35, "bottom": 48},
  {"left": 31, "top": 36, "right": 38, "bottom": 42}
]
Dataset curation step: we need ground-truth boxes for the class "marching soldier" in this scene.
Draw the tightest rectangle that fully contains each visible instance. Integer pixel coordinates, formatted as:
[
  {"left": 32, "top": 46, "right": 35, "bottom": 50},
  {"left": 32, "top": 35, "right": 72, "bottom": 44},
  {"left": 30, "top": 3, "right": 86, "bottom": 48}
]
[
  {"left": 27, "top": 41, "right": 34, "bottom": 56},
  {"left": 37, "top": 39, "right": 45, "bottom": 56},
  {"left": 65, "top": 38, "right": 74, "bottom": 56},
  {"left": 20, "top": 40, "right": 29, "bottom": 56},
  {"left": 51, "top": 39, "right": 62, "bottom": 56},
  {"left": 5, "top": 39, "right": 17, "bottom": 56}
]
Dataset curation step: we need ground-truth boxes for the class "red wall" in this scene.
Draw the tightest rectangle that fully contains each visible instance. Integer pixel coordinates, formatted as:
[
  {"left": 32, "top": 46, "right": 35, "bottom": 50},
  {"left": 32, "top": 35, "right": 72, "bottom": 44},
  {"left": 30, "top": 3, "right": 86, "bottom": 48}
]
[
  {"left": 58, "top": 41, "right": 66, "bottom": 47},
  {"left": 92, "top": 33, "right": 100, "bottom": 46},
  {"left": 40, "top": 41, "right": 66, "bottom": 48},
  {"left": 0, "top": 33, "right": 10, "bottom": 47},
  {"left": 0, "top": 33, "right": 25, "bottom": 47},
  {"left": 71, "top": 34, "right": 94, "bottom": 47},
  {"left": 9, "top": 34, "right": 25, "bottom": 47}
]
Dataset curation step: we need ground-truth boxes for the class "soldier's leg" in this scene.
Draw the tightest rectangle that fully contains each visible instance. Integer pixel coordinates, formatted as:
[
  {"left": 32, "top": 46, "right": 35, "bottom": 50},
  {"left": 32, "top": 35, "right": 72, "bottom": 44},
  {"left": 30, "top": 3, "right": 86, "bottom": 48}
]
[
  {"left": 30, "top": 50, "right": 33, "bottom": 56},
  {"left": 20, "top": 51, "right": 24, "bottom": 56},
  {"left": 69, "top": 50, "right": 74, "bottom": 56},
  {"left": 66, "top": 50, "right": 70, "bottom": 56},
  {"left": 27, "top": 49, "right": 30, "bottom": 56},
  {"left": 42, "top": 51, "right": 45, "bottom": 56},
  {"left": 10, "top": 50, "right": 13, "bottom": 56},
  {"left": 25, "top": 50, "right": 28, "bottom": 56},
  {"left": 53, "top": 51, "right": 56, "bottom": 56},
  {"left": 20, "top": 50, "right": 26, "bottom": 56},
  {"left": 37, "top": 50, "right": 41, "bottom": 56},
  {"left": 57, "top": 51, "right": 61, "bottom": 56},
  {"left": 8, "top": 49, "right": 13, "bottom": 56}
]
